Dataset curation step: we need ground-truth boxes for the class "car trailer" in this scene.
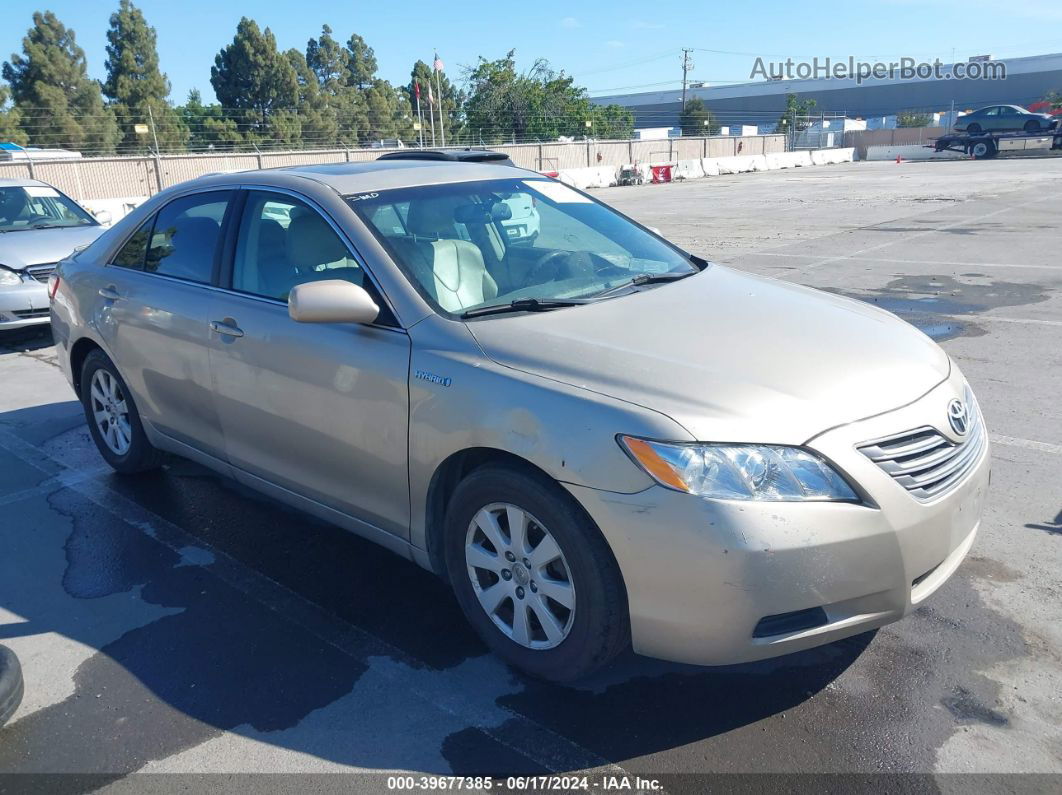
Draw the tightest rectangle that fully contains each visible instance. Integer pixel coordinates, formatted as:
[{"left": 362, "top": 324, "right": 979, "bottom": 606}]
[{"left": 929, "top": 124, "right": 1062, "bottom": 159}]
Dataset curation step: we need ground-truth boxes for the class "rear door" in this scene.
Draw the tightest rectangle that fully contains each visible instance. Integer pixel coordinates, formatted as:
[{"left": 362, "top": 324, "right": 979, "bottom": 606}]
[
  {"left": 207, "top": 189, "right": 412, "bottom": 538},
  {"left": 94, "top": 190, "right": 233, "bottom": 459}
]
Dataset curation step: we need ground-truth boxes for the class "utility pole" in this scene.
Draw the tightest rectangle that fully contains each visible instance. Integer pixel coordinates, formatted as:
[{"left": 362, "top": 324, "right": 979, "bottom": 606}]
[{"left": 680, "top": 48, "right": 694, "bottom": 110}]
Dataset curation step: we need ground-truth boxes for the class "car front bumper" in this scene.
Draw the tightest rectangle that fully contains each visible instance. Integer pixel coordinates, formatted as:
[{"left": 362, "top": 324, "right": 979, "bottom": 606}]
[
  {"left": 566, "top": 371, "right": 989, "bottom": 666},
  {"left": 0, "top": 279, "right": 51, "bottom": 329}
]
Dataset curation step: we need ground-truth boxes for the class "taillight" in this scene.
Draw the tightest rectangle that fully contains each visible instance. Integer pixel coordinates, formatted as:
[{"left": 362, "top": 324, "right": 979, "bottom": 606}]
[{"left": 48, "top": 274, "right": 60, "bottom": 300}]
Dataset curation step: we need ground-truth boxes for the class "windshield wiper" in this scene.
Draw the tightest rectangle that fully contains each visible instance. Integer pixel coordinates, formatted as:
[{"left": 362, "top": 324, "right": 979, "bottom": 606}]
[
  {"left": 591, "top": 270, "right": 696, "bottom": 298},
  {"left": 460, "top": 297, "right": 593, "bottom": 319}
]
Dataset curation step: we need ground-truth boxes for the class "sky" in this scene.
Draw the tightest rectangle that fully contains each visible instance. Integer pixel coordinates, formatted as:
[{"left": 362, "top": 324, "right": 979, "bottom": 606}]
[{"left": 3, "top": 0, "right": 1062, "bottom": 106}]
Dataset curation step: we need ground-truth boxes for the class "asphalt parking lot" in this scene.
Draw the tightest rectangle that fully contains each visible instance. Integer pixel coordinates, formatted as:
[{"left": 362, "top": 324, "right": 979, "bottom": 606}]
[{"left": 1, "top": 157, "right": 1059, "bottom": 789}]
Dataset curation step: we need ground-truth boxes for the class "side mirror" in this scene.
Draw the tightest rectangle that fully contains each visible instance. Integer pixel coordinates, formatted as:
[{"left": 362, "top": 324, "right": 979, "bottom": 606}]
[
  {"left": 288, "top": 280, "right": 380, "bottom": 325},
  {"left": 94, "top": 209, "right": 113, "bottom": 226}
]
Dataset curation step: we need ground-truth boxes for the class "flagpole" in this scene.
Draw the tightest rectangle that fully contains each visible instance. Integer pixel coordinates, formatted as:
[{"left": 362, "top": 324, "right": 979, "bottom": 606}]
[
  {"left": 434, "top": 52, "right": 446, "bottom": 148},
  {"left": 415, "top": 81, "right": 424, "bottom": 148}
]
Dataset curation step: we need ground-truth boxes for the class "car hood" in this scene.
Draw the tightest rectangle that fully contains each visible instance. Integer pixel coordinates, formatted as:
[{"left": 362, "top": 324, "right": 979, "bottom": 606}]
[
  {"left": 0, "top": 225, "right": 104, "bottom": 270},
  {"left": 466, "top": 265, "right": 950, "bottom": 444}
]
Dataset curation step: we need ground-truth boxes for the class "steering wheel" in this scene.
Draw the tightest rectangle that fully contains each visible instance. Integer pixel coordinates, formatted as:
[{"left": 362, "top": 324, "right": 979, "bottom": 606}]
[{"left": 524, "top": 249, "right": 572, "bottom": 286}]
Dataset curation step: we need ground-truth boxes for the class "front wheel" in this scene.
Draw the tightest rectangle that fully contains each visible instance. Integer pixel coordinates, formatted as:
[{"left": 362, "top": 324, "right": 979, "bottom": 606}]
[
  {"left": 966, "top": 123, "right": 982, "bottom": 134},
  {"left": 1024, "top": 119, "right": 1042, "bottom": 133},
  {"left": 444, "top": 464, "right": 629, "bottom": 681},
  {"left": 80, "top": 349, "right": 164, "bottom": 473}
]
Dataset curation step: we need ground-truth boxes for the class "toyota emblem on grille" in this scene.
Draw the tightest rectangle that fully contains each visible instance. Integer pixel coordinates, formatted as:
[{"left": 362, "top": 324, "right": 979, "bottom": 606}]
[{"left": 947, "top": 399, "right": 969, "bottom": 436}]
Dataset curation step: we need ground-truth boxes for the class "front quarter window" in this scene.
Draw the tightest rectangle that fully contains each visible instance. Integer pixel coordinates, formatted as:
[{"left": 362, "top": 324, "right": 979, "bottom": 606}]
[{"left": 350, "top": 178, "right": 698, "bottom": 316}]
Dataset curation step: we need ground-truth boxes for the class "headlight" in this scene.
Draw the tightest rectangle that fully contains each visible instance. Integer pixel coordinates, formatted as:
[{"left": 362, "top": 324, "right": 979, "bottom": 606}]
[
  {"left": 618, "top": 436, "right": 858, "bottom": 501},
  {"left": 0, "top": 267, "right": 23, "bottom": 287}
]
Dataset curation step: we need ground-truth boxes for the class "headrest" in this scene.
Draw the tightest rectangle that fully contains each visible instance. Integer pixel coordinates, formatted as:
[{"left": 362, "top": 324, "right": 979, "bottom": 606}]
[
  {"left": 286, "top": 212, "right": 347, "bottom": 267},
  {"left": 257, "top": 218, "right": 286, "bottom": 250},
  {"left": 406, "top": 197, "right": 463, "bottom": 238}
]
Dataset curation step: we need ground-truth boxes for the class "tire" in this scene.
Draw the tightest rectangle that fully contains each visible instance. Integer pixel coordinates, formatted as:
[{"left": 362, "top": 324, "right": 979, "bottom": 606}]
[
  {"left": 0, "top": 645, "right": 24, "bottom": 727},
  {"left": 970, "top": 140, "right": 996, "bottom": 160},
  {"left": 80, "top": 349, "right": 164, "bottom": 474},
  {"left": 1024, "top": 119, "right": 1042, "bottom": 133},
  {"left": 966, "top": 123, "right": 982, "bottom": 134},
  {"left": 443, "top": 464, "right": 629, "bottom": 681}
]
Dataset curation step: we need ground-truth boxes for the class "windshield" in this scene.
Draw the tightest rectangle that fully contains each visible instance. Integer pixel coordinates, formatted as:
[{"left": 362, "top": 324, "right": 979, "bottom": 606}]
[
  {"left": 0, "top": 185, "right": 98, "bottom": 233},
  {"left": 350, "top": 178, "right": 697, "bottom": 316}
]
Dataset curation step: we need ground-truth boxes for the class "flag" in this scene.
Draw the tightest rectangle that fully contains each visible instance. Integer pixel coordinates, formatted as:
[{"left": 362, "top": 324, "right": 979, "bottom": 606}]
[
  {"left": 427, "top": 84, "right": 435, "bottom": 105},
  {"left": 414, "top": 81, "right": 420, "bottom": 100},
  {"left": 433, "top": 53, "right": 444, "bottom": 72}
]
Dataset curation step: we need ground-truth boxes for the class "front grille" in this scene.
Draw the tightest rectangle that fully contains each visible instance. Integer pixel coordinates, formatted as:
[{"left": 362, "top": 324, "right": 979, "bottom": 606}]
[
  {"left": 858, "top": 392, "right": 986, "bottom": 501},
  {"left": 26, "top": 264, "right": 56, "bottom": 283},
  {"left": 11, "top": 308, "right": 50, "bottom": 319}
]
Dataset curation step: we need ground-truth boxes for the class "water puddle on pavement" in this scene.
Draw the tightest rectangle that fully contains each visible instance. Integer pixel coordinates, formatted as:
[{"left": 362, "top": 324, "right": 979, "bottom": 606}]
[{"left": 828, "top": 274, "right": 1049, "bottom": 341}]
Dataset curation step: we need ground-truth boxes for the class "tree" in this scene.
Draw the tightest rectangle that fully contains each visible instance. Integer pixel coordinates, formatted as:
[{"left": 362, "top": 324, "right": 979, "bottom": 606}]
[
  {"left": 897, "top": 110, "right": 932, "bottom": 128},
  {"left": 2, "top": 11, "right": 119, "bottom": 153},
  {"left": 210, "top": 17, "right": 301, "bottom": 147},
  {"left": 679, "top": 97, "right": 718, "bottom": 136},
  {"left": 177, "top": 88, "right": 242, "bottom": 151},
  {"left": 286, "top": 48, "right": 338, "bottom": 147},
  {"left": 0, "top": 86, "right": 28, "bottom": 145},
  {"left": 305, "top": 25, "right": 365, "bottom": 145},
  {"left": 344, "top": 34, "right": 377, "bottom": 91},
  {"left": 463, "top": 50, "right": 601, "bottom": 143},
  {"left": 776, "top": 92, "right": 817, "bottom": 135},
  {"left": 103, "top": 0, "right": 187, "bottom": 152}
]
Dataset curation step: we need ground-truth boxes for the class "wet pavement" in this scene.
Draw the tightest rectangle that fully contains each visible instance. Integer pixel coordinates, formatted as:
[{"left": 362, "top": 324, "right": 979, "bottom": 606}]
[{"left": 1, "top": 159, "right": 1060, "bottom": 789}]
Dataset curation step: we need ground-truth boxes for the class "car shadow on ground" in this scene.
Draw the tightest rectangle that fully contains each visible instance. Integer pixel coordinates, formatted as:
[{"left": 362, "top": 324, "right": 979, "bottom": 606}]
[
  {"left": 0, "top": 327, "right": 54, "bottom": 354},
  {"left": 0, "top": 399, "right": 876, "bottom": 777}
]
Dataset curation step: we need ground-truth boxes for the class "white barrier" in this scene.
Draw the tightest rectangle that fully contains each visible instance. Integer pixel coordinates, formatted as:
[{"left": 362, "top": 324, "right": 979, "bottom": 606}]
[
  {"left": 713, "top": 155, "right": 769, "bottom": 174},
  {"left": 556, "top": 165, "right": 619, "bottom": 189},
  {"left": 80, "top": 196, "right": 148, "bottom": 226},
  {"left": 765, "top": 151, "right": 814, "bottom": 169},
  {"left": 559, "top": 147, "right": 855, "bottom": 189},
  {"left": 810, "top": 147, "right": 855, "bottom": 165},
  {"left": 865, "top": 144, "right": 965, "bottom": 161},
  {"left": 673, "top": 159, "right": 705, "bottom": 180}
]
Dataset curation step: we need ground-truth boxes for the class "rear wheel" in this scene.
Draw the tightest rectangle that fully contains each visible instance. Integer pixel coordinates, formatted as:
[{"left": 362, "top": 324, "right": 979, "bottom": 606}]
[
  {"left": 444, "top": 464, "right": 629, "bottom": 681},
  {"left": 80, "top": 349, "right": 164, "bottom": 473},
  {"left": 970, "top": 139, "right": 996, "bottom": 159}
]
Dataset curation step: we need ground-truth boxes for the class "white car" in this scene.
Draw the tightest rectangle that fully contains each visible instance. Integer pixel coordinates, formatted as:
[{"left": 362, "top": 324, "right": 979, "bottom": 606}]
[
  {"left": 499, "top": 192, "right": 540, "bottom": 245},
  {"left": 0, "top": 178, "right": 104, "bottom": 330}
]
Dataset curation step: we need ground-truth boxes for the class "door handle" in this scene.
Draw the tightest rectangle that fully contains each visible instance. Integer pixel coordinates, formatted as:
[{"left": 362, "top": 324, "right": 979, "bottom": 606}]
[
  {"left": 210, "top": 320, "right": 244, "bottom": 338},
  {"left": 98, "top": 286, "right": 120, "bottom": 300}
]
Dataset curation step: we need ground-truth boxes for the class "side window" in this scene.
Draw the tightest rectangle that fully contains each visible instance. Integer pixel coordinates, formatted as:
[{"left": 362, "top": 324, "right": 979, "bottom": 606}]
[
  {"left": 111, "top": 217, "right": 154, "bottom": 269},
  {"left": 144, "top": 191, "right": 231, "bottom": 283},
  {"left": 233, "top": 192, "right": 365, "bottom": 302},
  {"left": 985, "top": 107, "right": 1000, "bottom": 116}
]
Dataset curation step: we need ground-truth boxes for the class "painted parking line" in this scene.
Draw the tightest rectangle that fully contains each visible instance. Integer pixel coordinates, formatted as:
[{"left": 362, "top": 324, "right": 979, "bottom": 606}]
[
  {"left": 789, "top": 192, "right": 1062, "bottom": 272},
  {"left": 737, "top": 251, "right": 1062, "bottom": 272},
  {"left": 0, "top": 425, "right": 629, "bottom": 780},
  {"left": 990, "top": 434, "right": 1062, "bottom": 456}
]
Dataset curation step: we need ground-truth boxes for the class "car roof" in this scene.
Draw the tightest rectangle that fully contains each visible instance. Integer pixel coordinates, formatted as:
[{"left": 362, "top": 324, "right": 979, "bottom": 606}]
[
  {"left": 187, "top": 158, "right": 534, "bottom": 197},
  {"left": 0, "top": 177, "right": 50, "bottom": 189}
]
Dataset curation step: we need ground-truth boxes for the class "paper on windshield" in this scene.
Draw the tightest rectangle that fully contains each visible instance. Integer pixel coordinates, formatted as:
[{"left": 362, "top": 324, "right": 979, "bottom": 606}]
[
  {"left": 522, "top": 180, "right": 591, "bottom": 204},
  {"left": 24, "top": 186, "right": 60, "bottom": 198}
]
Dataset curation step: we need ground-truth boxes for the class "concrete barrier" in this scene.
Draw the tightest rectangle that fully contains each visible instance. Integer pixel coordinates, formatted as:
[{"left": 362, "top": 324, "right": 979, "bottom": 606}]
[
  {"left": 765, "top": 151, "right": 814, "bottom": 169},
  {"left": 673, "top": 159, "right": 705, "bottom": 180},
  {"left": 556, "top": 165, "right": 619, "bottom": 189},
  {"left": 714, "top": 155, "right": 769, "bottom": 174},
  {"left": 810, "top": 147, "right": 855, "bottom": 165},
  {"left": 80, "top": 196, "right": 148, "bottom": 226},
  {"left": 864, "top": 145, "right": 965, "bottom": 162}
]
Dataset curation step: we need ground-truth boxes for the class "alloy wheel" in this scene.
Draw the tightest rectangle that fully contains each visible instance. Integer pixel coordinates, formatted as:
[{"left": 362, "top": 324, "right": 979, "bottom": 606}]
[
  {"left": 89, "top": 369, "right": 132, "bottom": 456},
  {"left": 464, "top": 502, "right": 576, "bottom": 649}
]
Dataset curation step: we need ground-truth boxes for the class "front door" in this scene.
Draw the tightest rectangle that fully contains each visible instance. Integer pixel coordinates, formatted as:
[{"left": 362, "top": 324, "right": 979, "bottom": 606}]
[{"left": 207, "top": 190, "right": 411, "bottom": 538}]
